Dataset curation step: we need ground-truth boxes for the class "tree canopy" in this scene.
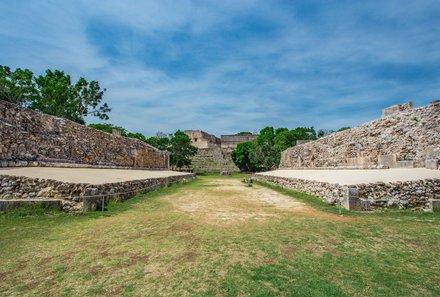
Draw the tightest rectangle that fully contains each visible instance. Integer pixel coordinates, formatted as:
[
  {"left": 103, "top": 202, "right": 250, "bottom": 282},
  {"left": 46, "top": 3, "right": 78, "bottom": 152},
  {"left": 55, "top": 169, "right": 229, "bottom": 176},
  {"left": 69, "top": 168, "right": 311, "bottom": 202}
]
[
  {"left": 168, "top": 130, "right": 198, "bottom": 169},
  {"left": 0, "top": 65, "right": 110, "bottom": 124},
  {"left": 232, "top": 126, "right": 317, "bottom": 172},
  {"left": 88, "top": 123, "right": 127, "bottom": 136},
  {"left": 231, "top": 142, "right": 257, "bottom": 172}
]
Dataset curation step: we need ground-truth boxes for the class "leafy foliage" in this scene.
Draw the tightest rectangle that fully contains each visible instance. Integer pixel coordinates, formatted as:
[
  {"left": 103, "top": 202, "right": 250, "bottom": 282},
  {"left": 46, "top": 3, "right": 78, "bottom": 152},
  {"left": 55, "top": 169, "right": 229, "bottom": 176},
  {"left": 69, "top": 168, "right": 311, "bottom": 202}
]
[
  {"left": 232, "top": 126, "right": 317, "bottom": 172},
  {"left": 236, "top": 131, "right": 253, "bottom": 135},
  {"left": 168, "top": 130, "right": 198, "bottom": 169},
  {"left": 88, "top": 123, "right": 127, "bottom": 136},
  {"left": 145, "top": 135, "right": 170, "bottom": 151},
  {"left": 0, "top": 66, "right": 38, "bottom": 105},
  {"left": 231, "top": 142, "right": 257, "bottom": 172},
  {"left": 0, "top": 65, "right": 110, "bottom": 124}
]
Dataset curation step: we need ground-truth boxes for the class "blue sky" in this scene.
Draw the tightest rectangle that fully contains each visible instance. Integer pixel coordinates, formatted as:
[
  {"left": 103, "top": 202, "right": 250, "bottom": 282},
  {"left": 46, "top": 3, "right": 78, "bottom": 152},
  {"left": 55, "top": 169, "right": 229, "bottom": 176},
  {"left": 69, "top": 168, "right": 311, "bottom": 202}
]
[{"left": 1, "top": 0, "right": 439, "bottom": 136}]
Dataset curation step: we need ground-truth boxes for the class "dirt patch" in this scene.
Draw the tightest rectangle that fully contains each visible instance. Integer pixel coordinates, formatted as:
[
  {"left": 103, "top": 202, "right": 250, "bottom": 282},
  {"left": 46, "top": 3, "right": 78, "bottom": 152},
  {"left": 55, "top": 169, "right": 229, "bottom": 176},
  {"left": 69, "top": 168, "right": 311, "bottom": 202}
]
[
  {"left": 169, "top": 224, "right": 193, "bottom": 232},
  {"left": 165, "top": 178, "right": 310, "bottom": 226},
  {"left": 174, "top": 251, "right": 198, "bottom": 264},
  {"left": 129, "top": 253, "right": 150, "bottom": 265},
  {"left": 279, "top": 246, "right": 297, "bottom": 255}
]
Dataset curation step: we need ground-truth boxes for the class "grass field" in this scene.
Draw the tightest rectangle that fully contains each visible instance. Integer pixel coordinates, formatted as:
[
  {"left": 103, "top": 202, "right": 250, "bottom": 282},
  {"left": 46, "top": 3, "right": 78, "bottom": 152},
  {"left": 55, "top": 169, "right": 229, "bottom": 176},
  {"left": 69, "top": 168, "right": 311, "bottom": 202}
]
[{"left": 0, "top": 175, "right": 439, "bottom": 296}]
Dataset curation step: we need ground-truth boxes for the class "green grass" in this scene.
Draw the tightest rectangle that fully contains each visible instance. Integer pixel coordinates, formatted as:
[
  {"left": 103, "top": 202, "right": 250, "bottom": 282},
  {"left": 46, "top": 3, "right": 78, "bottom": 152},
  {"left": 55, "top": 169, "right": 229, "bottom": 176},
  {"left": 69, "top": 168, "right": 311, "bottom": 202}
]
[{"left": 0, "top": 175, "right": 439, "bottom": 296}]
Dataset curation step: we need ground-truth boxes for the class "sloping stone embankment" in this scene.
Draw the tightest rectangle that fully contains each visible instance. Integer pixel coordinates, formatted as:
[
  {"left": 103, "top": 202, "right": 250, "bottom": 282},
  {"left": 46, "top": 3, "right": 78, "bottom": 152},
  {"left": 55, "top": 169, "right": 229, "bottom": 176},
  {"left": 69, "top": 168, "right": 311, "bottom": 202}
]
[
  {"left": 280, "top": 102, "right": 440, "bottom": 169},
  {"left": 0, "top": 100, "right": 169, "bottom": 169}
]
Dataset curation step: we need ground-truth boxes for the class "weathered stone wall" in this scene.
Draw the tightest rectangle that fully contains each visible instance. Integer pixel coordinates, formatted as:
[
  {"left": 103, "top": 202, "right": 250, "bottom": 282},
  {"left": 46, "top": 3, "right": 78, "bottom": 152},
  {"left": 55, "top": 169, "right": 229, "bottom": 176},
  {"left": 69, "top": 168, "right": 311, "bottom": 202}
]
[
  {"left": 0, "top": 173, "right": 194, "bottom": 211},
  {"left": 253, "top": 173, "right": 440, "bottom": 210},
  {"left": 187, "top": 147, "right": 239, "bottom": 173},
  {"left": 0, "top": 100, "right": 169, "bottom": 169},
  {"left": 221, "top": 134, "right": 258, "bottom": 149},
  {"left": 280, "top": 102, "right": 440, "bottom": 169},
  {"left": 184, "top": 130, "right": 221, "bottom": 149}
]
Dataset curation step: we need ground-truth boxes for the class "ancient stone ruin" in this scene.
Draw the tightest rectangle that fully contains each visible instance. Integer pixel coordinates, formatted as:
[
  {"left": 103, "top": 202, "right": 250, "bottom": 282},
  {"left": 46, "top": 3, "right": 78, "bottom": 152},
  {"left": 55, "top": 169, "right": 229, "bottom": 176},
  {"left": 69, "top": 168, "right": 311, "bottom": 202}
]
[
  {"left": 0, "top": 100, "right": 169, "bottom": 169},
  {"left": 280, "top": 101, "right": 440, "bottom": 169},
  {"left": 184, "top": 130, "right": 257, "bottom": 173},
  {"left": 255, "top": 101, "right": 440, "bottom": 211},
  {"left": 0, "top": 100, "right": 193, "bottom": 211}
]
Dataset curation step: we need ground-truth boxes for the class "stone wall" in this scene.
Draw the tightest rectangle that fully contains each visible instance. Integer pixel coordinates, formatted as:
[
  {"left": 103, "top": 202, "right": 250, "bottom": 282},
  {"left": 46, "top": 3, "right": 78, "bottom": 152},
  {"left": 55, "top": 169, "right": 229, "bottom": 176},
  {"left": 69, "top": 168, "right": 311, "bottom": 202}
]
[
  {"left": 0, "top": 100, "right": 169, "bottom": 169},
  {"left": 184, "top": 130, "right": 221, "bottom": 149},
  {"left": 280, "top": 102, "right": 440, "bottom": 169},
  {"left": 253, "top": 173, "right": 440, "bottom": 210},
  {"left": 0, "top": 173, "right": 194, "bottom": 211},
  {"left": 187, "top": 147, "right": 239, "bottom": 173},
  {"left": 221, "top": 134, "right": 258, "bottom": 149}
]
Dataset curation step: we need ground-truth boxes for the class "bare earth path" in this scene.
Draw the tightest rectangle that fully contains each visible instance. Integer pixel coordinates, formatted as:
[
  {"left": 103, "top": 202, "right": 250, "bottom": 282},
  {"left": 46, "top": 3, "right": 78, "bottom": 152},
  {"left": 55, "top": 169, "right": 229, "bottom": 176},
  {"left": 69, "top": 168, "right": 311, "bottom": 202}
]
[
  {"left": 166, "top": 178, "right": 309, "bottom": 226},
  {"left": 0, "top": 175, "right": 439, "bottom": 296}
]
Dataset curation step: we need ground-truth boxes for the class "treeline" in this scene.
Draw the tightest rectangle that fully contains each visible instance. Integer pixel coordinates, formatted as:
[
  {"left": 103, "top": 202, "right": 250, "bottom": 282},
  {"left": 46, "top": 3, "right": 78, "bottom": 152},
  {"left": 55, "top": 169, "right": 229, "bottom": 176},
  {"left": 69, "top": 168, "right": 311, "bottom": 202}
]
[
  {"left": 88, "top": 124, "right": 197, "bottom": 169},
  {"left": 0, "top": 66, "right": 110, "bottom": 124},
  {"left": 231, "top": 125, "right": 350, "bottom": 172},
  {"left": 0, "top": 65, "right": 198, "bottom": 169}
]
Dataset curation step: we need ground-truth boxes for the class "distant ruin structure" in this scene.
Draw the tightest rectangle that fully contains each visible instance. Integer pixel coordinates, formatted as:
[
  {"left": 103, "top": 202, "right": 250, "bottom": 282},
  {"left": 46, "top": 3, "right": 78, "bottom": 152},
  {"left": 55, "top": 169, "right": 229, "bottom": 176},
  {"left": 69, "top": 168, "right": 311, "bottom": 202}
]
[
  {"left": 184, "top": 130, "right": 258, "bottom": 173},
  {"left": 184, "top": 130, "right": 221, "bottom": 149},
  {"left": 220, "top": 134, "right": 258, "bottom": 149}
]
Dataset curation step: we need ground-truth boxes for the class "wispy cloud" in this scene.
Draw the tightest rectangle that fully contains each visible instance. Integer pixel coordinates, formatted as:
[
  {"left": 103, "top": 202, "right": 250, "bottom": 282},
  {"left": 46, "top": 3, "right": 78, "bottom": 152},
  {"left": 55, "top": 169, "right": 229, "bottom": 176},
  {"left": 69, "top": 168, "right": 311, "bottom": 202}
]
[{"left": 1, "top": 0, "right": 439, "bottom": 136}]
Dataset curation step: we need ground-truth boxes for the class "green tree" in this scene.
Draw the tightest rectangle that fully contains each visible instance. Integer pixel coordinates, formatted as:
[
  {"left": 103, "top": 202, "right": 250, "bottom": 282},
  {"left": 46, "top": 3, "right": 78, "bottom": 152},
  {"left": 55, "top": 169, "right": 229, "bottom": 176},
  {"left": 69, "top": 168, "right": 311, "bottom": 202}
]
[
  {"left": 145, "top": 136, "right": 170, "bottom": 151},
  {"left": 236, "top": 131, "right": 252, "bottom": 135},
  {"left": 0, "top": 66, "right": 38, "bottom": 105},
  {"left": 231, "top": 141, "right": 257, "bottom": 172},
  {"left": 1, "top": 66, "right": 111, "bottom": 124},
  {"left": 250, "top": 126, "right": 280, "bottom": 171},
  {"left": 317, "top": 129, "right": 334, "bottom": 138},
  {"left": 168, "top": 130, "right": 197, "bottom": 169},
  {"left": 290, "top": 127, "right": 317, "bottom": 142},
  {"left": 88, "top": 123, "right": 127, "bottom": 136},
  {"left": 337, "top": 126, "right": 351, "bottom": 132},
  {"left": 127, "top": 132, "right": 147, "bottom": 142},
  {"left": 273, "top": 129, "right": 296, "bottom": 152},
  {"left": 30, "top": 70, "right": 110, "bottom": 124}
]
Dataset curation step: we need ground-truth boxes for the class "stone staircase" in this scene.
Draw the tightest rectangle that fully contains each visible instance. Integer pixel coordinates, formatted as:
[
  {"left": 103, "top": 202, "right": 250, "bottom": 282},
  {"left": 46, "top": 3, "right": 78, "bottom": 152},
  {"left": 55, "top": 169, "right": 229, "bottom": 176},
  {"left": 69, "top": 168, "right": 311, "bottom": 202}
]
[{"left": 189, "top": 148, "right": 239, "bottom": 173}]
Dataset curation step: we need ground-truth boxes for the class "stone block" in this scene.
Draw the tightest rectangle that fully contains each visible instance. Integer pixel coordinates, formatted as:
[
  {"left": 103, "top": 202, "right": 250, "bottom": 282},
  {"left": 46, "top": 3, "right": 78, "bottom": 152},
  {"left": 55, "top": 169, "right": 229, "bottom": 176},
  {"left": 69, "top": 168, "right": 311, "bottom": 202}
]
[
  {"left": 296, "top": 140, "right": 312, "bottom": 145},
  {"left": 343, "top": 187, "right": 362, "bottom": 210},
  {"left": 425, "top": 159, "right": 439, "bottom": 170},
  {"left": 82, "top": 196, "right": 104, "bottom": 211},
  {"left": 396, "top": 161, "right": 414, "bottom": 168},
  {"left": 378, "top": 154, "right": 397, "bottom": 168},
  {"left": 382, "top": 102, "right": 413, "bottom": 117},
  {"left": 430, "top": 199, "right": 440, "bottom": 211}
]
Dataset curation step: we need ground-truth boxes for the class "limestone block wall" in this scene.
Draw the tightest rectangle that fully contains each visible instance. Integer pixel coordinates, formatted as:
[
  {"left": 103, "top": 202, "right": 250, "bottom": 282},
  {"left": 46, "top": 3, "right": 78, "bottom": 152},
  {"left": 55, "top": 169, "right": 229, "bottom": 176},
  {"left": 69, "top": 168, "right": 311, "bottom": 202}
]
[
  {"left": 220, "top": 134, "right": 258, "bottom": 149},
  {"left": 188, "top": 147, "right": 239, "bottom": 173},
  {"left": 280, "top": 102, "right": 440, "bottom": 169},
  {"left": 253, "top": 174, "right": 440, "bottom": 210},
  {"left": 0, "top": 100, "right": 169, "bottom": 169},
  {"left": 0, "top": 173, "right": 194, "bottom": 211},
  {"left": 184, "top": 130, "right": 221, "bottom": 149}
]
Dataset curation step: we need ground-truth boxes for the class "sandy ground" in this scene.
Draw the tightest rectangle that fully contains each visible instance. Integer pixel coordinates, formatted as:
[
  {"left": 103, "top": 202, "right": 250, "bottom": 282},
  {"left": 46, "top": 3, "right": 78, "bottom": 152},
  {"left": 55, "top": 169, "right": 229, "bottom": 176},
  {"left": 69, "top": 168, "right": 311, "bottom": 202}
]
[
  {"left": 257, "top": 168, "right": 440, "bottom": 185},
  {"left": 166, "top": 178, "right": 313, "bottom": 226},
  {"left": 0, "top": 167, "right": 192, "bottom": 184}
]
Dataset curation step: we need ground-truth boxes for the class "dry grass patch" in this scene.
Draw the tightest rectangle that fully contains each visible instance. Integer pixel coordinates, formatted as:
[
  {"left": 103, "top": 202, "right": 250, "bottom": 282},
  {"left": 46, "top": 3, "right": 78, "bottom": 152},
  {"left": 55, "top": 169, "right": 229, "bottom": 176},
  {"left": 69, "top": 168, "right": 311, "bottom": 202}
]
[{"left": 0, "top": 175, "right": 439, "bottom": 296}]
